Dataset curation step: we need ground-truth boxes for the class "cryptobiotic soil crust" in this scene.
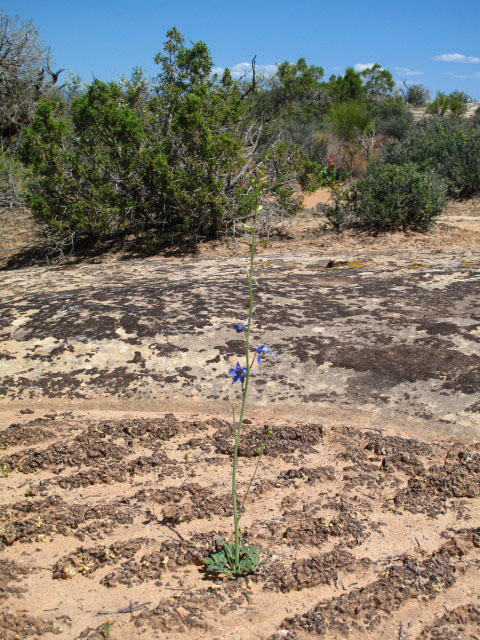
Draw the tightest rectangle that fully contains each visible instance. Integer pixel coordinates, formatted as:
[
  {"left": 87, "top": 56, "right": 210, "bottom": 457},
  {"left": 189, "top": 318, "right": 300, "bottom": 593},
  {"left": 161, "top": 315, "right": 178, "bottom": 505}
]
[{"left": 0, "top": 193, "right": 479, "bottom": 639}]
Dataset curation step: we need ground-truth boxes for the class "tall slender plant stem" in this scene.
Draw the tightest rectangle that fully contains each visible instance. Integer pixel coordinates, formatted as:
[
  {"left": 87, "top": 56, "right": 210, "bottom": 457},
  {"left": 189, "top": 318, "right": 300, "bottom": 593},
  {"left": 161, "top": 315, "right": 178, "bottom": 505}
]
[{"left": 231, "top": 194, "right": 261, "bottom": 572}]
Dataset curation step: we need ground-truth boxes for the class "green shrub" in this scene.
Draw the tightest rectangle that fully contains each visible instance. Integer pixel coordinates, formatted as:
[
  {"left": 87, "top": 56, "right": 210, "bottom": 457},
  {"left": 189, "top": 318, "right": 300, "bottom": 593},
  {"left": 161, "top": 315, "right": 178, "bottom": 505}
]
[
  {"left": 326, "top": 100, "right": 373, "bottom": 144},
  {"left": 325, "top": 100, "right": 375, "bottom": 169},
  {"left": 426, "top": 95, "right": 450, "bottom": 116},
  {"left": 325, "top": 163, "right": 446, "bottom": 232},
  {"left": 383, "top": 116, "right": 480, "bottom": 198},
  {"left": 374, "top": 100, "right": 414, "bottom": 140},
  {"left": 20, "top": 29, "right": 301, "bottom": 249},
  {"left": 261, "top": 116, "right": 327, "bottom": 164},
  {"left": 405, "top": 84, "right": 430, "bottom": 106},
  {"left": 299, "top": 157, "right": 340, "bottom": 191},
  {"left": 427, "top": 91, "right": 469, "bottom": 117}
]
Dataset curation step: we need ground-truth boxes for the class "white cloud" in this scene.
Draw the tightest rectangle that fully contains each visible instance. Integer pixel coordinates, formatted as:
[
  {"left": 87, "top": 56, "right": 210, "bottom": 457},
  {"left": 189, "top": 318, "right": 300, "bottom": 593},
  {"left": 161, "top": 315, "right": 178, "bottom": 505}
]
[
  {"left": 447, "top": 71, "right": 469, "bottom": 79},
  {"left": 213, "top": 62, "right": 277, "bottom": 79},
  {"left": 447, "top": 71, "right": 480, "bottom": 79},
  {"left": 394, "top": 66, "right": 423, "bottom": 76},
  {"left": 354, "top": 63, "right": 377, "bottom": 72},
  {"left": 434, "top": 53, "right": 480, "bottom": 63}
]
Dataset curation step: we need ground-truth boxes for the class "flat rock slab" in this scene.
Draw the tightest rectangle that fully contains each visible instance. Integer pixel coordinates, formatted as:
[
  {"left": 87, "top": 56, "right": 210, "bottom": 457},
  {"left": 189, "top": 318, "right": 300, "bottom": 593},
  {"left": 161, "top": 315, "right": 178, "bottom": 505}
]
[{"left": 1, "top": 245, "right": 479, "bottom": 437}]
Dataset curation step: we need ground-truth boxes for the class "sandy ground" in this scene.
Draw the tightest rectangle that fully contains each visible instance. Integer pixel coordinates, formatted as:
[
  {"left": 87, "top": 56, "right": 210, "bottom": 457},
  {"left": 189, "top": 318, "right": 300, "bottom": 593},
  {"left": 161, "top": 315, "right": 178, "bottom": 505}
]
[
  {"left": 0, "top": 193, "right": 479, "bottom": 639},
  {"left": 408, "top": 102, "right": 480, "bottom": 121}
]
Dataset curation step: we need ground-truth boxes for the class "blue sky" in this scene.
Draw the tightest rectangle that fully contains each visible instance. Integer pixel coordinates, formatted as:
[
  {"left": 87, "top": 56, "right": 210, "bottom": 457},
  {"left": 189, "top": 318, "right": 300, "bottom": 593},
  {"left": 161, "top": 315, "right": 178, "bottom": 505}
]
[{"left": 3, "top": 0, "right": 480, "bottom": 98}]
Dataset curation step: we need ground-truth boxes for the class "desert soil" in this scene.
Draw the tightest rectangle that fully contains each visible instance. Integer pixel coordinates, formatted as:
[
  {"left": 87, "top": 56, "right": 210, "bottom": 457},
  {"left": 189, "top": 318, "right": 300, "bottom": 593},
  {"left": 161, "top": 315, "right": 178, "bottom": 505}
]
[{"left": 0, "top": 193, "right": 479, "bottom": 640}]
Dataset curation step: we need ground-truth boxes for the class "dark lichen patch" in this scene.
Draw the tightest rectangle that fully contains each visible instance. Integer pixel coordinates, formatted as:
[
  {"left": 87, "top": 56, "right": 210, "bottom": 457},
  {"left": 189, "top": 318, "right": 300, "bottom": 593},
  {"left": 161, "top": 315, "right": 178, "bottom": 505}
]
[
  {"left": 134, "top": 483, "right": 232, "bottom": 523},
  {"left": 1, "top": 435, "right": 129, "bottom": 474},
  {"left": 54, "top": 451, "right": 178, "bottom": 489},
  {"left": 83, "top": 416, "right": 181, "bottom": 442},
  {"left": 442, "top": 367, "right": 480, "bottom": 394},
  {"left": 177, "top": 366, "right": 195, "bottom": 382},
  {"left": 149, "top": 342, "right": 188, "bottom": 356},
  {"left": 0, "top": 496, "right": 134, "bottom": 547},
  {"left": 416, "top": 604, "right": 480, "bottom": 640},
  {"left": 332, "top": 344, "right": 479, "bottom": 384},
  {"left": 276, "top": 530, "right": 477, "bottom": 638},
  {"left": 419, "top": 321, "right": 461, "bottom": 337},
  {"left": 1, "top": 416, "right": 182, "bottom": 488},
  {"left": 0, "top": 559, "right": 33, "bottom": 601},
  {"left": 278, "top": 511, "right": 370, "bottom": 549},
  {"left": 362, "top": 432, "right": 434, "bottom": 458},
  {"left": 392, "top": 450, "right": 480, "bottom": 517},
  {"left": 213, "top": 423, "right": 324, "bottom": 457},
  {"left": 0, "top": 421, "right": 55, "bottom": 448},
  {"left": 0, "top": 612, "right": 62, "bottom": 639},
  {"left": 275, "top": 465, "right": 336, "bottom": 485},
  {"left": 133, "top": 575, "right": 255, "bottom": 634},
  {"left": 264, "top": 548, "right": 359, "bottom": 592},
  {"left": 100, "top": 533, "right": 219, "bottom": 587},
  {"left": 134, "top": 587, "right": 227, "bottom": 633},
  {"left": 52, "top": 537, "right": 148, "bottom": 579}
]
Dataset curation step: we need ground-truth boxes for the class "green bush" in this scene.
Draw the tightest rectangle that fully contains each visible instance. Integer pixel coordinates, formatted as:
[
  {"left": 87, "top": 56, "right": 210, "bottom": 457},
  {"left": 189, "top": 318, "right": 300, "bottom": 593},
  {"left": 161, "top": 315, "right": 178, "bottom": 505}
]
[
  {"left": 374, "top": 99, "right": 414, "bottom": 140},
  {"left": 405, "top": 84, "right": 430, "bottom": 106},
  {"left": 261, "top": 116, "right": 327, "bottom": 164},
  {"left": 383, "top": 116, "right": 480, "bottom": 198},
  {"left": 20, "top": 29, "right": 301, "bottom": 248},
  {"left": 325, "top": 163, "right": 446, "bottom": 232},
  {"left": 326, "top": 100, "right": 373, "bottom": 144},
  {"left": 299, "top": 157, "right": 340, "bottom": 191},
  {"left": 427, "top": 91, "right": 469, "bottom": 117}
]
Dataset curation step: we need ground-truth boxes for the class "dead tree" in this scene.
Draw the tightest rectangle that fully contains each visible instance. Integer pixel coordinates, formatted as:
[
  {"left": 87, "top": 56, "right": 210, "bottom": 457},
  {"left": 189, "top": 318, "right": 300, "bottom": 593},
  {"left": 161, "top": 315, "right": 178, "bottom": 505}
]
[{"left": 0, "top": 11, "right": 64, "bottom": 142}]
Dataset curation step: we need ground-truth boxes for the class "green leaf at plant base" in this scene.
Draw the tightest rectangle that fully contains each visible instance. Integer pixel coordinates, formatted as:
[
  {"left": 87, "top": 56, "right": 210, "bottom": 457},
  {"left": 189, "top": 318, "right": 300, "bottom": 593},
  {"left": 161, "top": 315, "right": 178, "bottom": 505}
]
[{"left": 203, "top": 539, "right": 266, "bottom": 578}]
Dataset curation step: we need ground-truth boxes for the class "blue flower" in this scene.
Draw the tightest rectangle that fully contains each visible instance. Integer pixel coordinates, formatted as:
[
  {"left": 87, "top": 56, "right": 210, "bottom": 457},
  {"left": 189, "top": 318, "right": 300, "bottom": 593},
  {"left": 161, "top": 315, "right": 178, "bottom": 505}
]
[
  {"left": 254, "top": 344, "right": 270, "bottom": 364},
  {"left": 233, "top": 319, "right": 248, "bottom": 333},
  {"left": 229, "top": 362, "right": 248, "bottom": 384}
]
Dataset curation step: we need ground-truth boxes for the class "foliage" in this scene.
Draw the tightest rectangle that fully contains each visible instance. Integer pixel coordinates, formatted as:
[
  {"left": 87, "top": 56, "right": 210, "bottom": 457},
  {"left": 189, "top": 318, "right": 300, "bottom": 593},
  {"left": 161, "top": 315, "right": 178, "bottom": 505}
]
[
  {"left": 373, "top": 99, "right": 414, "bottom": 140},
  {"left": 404, "top": 84, "right": 430, "bottom": 106},
  {"left": 14, "top": 20, "right": 478, "bottom": 253},
  {"left": 256, "top": 60, "right": 328, "bottom": 164},
  {"left": 299, "top": 156, "right": 340, "bottom": 191},
  {"left": 427, "top": 91, "right": 469, "bottom": 117},
  {"left": 383, "top": 116, "right": 480, "bottom": 198},
  {"left": 262, "top": 116, "right": 328, "bottom": 163},
  {"left": 21, "top": 29, "right": 302, "bottom": 248},
  {"left": 359, "top": 64, "right": 395, "bottom": 100},
  {"left": 327, "top": 67, "right": 366, "bottom": 103},
  {"left": 21, "top": 87, "right": 144, "bottom": 240},
  {"left": 203, "top": 539, "right": 265, "bottom": 577},
  {"left": 325, "top": 163, "right": 446, "bottom": 232},
  {"left": 272, "top": 58, "right": 325, "bottom": 117},
  {"left": 0, "top": 11, "right": 63, "bottom": 142},
  {"left": 326, "top": 100, "right": 373, "bottom": 143},
  {"left": 326, "top": 100, "right": 376, "bottom": 169},
  {"left": 426, "top": 94, "right": 450, "bottom": 116}
]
